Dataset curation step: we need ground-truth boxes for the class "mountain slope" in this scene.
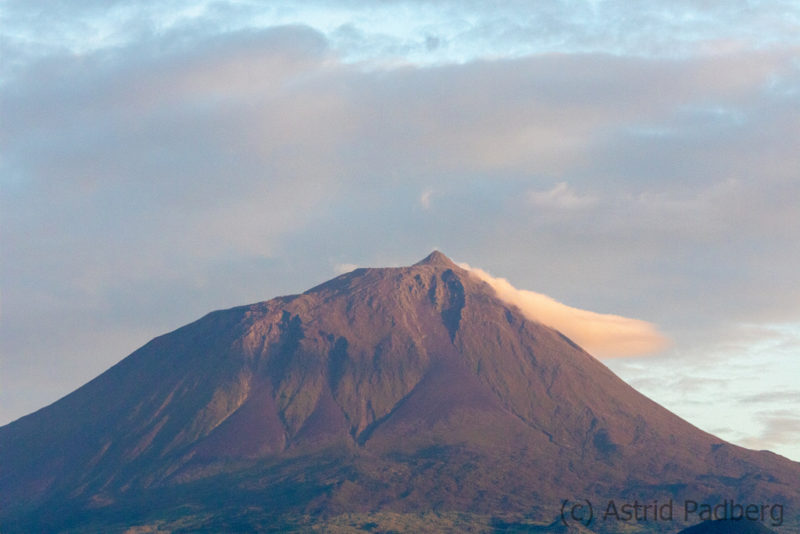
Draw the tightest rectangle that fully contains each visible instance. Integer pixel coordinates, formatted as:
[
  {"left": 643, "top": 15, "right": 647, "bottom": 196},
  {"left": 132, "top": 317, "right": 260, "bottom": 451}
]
[
  {"left": 677, "top": 519, "right": 779, "bottom": 533},
  {"left": 1, "top": 251, "right": 798, "bottom": 532}
]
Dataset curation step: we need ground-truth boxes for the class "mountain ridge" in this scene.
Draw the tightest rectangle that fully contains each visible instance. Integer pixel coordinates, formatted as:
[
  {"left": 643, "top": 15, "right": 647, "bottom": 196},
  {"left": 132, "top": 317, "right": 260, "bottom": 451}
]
[{"left": 1, "top": 252, "right": 797, "bottom": 532}]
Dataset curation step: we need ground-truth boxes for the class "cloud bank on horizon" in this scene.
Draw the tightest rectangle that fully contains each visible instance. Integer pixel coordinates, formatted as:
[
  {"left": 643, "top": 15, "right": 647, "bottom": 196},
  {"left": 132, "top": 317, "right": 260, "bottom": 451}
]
[
  {"left": 461, "top": 264, "right": 668, "bottom": 358},
  {"left": 1, "top": 0, "right": 799, "bottom": 460}
]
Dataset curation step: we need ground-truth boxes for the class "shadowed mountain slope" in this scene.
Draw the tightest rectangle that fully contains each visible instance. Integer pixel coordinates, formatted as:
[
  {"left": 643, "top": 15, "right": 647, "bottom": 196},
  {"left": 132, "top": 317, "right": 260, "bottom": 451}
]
[
  {"left": 1, "top": 252, "right": 798, "bottom": 532},
  {"left": 677, "top": 519, "right": 779, "bottom": 533}
]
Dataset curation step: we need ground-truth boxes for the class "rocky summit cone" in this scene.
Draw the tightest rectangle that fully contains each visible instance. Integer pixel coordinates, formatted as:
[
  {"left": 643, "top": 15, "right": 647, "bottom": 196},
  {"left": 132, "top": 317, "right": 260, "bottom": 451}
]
[{"left": 1, "top": 252, "right": 798, "bottom": 532}]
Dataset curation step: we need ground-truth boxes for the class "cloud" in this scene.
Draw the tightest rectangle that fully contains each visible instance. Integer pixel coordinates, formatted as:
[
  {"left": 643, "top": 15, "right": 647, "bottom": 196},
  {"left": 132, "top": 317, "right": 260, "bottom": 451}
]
[
  {"left": 5, "top": 0, "right": 800, "bottom": 69},
  {"left": 334, "top": 263, "right": 359, "bottom": 274},
  {"left": 527, "top": 182, "right": 596, "bottom": 209},
  {"left": 738, "top": 391, "right": 800, "bottom": 405},
  {"left": 2, "top": 4, "right": 799, "bottom": 455},
  {"left": 738, "top": 411, "right": 800, "bottom": 451},
  {"left": 419, "top": 188, "right": 434, "bottom": 209},
  {"left": 460, "top": 264, "right": 669, "bottom": 358}
]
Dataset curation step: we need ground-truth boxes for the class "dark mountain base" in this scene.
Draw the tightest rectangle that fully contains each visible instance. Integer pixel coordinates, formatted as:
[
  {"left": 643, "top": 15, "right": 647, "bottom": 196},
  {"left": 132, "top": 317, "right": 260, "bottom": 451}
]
[
  {"left": 677, "top": 518, "right": 779, "bottom": 533},
  {"left": 4, "top": 447, "right": 794, "bottom": 533}
]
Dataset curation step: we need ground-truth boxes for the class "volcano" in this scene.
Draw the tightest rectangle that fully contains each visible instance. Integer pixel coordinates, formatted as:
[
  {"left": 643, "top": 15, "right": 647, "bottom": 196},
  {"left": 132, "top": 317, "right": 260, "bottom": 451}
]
[{"left": 1, "top": 252, "right": 798, "bottom": 532}]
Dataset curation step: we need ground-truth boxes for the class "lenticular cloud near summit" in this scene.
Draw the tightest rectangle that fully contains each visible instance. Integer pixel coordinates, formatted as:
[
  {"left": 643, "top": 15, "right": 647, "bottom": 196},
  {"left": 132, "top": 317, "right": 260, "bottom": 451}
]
[{"left": 461, "top": 264, "right": 668, "bottom": 358}]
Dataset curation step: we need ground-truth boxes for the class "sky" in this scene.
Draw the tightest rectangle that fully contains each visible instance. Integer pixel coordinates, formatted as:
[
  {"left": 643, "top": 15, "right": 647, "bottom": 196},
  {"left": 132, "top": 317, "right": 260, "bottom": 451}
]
[{"left": 1, "top": 1, "right": 799, "bottom": 461}]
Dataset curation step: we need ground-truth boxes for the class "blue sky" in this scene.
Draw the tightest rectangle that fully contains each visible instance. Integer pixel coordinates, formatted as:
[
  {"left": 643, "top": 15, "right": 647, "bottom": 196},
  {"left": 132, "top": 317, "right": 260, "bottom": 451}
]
[{"left": 2, "top": 1, "right": 800, "bottom": 460}]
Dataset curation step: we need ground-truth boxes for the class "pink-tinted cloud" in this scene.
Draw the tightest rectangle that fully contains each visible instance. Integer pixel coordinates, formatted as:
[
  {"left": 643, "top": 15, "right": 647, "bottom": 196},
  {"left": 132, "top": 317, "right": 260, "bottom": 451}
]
[{"left": 461, "top": 264, "right": 669, "bottom": 358}]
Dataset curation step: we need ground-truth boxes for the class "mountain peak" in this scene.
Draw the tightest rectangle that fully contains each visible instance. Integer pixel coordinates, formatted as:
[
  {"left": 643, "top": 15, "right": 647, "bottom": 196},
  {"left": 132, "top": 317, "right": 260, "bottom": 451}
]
[
  {"left": 4, "top": 252, "right": 800, "bottom": 532},
  {"left": 414, "top": 250, "right": 456, "bottom": 268}
]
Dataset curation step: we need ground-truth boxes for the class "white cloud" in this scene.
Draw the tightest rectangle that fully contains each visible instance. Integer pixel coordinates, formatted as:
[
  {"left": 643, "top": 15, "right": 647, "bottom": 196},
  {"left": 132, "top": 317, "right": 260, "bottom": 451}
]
[
  {"left": 5, "top": 0, "right": 800, "bottom": 71},
  {"left": 419, "top": 187, "right": 434, "bottom": 209},
  {"left": 334, "top": 263, "right": 359, "bottom": 274},
  {"left": 526, "top": 182, "right": 597, "bottom": 209}
]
